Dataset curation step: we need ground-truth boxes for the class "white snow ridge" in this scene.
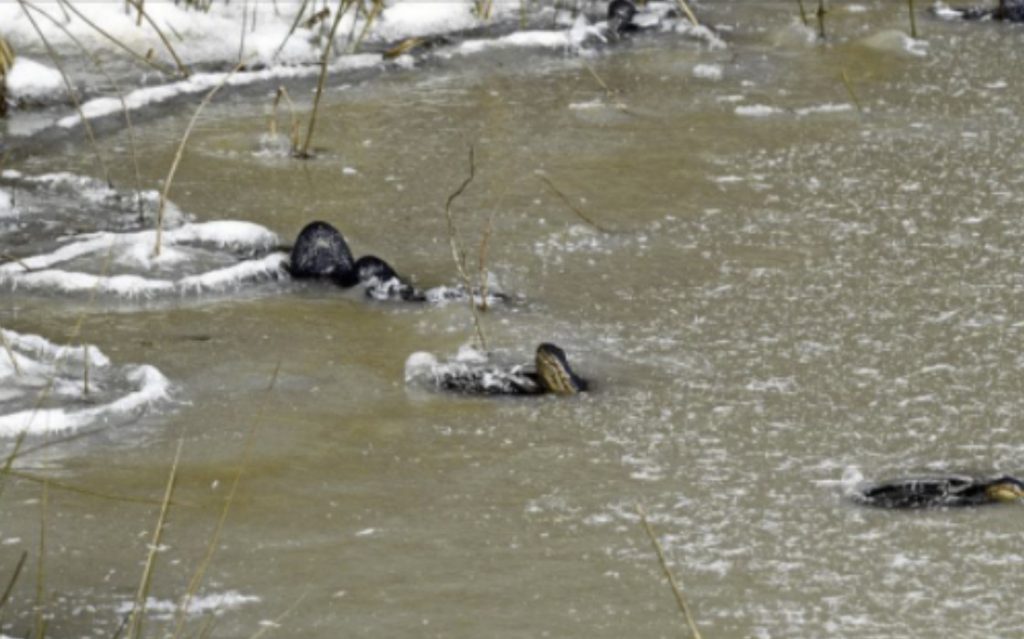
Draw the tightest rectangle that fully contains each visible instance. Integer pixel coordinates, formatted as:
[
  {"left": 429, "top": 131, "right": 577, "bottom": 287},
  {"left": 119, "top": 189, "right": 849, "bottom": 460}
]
[
  {"left": 0, "top": 329, "right": 171, "bottom": 437},
  {"left": 0, "top": 221, "right": 289, "bottom": 298}
]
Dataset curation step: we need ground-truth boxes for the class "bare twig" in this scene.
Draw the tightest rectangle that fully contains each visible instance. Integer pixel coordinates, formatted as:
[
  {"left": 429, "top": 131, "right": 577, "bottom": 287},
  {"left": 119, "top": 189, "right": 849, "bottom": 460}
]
[
  {"left": 816, "top": 0, "right": 827, "bottom": 40},
  {"left": 908, "top": 0, "right": 918, "bottom": 39},
  {"left": 637, "top": 505, "right": 704, "bottom": 639},
  {"left": 444, "top": 147, "right": 488, "bottom": 349},
  {"left": 536, "top": 174, "right": 615, "bottom": 233},
  {"left": 155, "top": 63, "right": 243, "bottom": 257},
  {"left": 476, "top": 214, "right": 494, "bottom": 312}
]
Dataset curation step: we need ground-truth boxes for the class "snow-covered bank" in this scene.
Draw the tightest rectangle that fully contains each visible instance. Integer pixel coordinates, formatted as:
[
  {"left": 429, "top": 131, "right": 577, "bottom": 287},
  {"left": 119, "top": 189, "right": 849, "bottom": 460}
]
[
  {"left": 0, "top": 329, "right": 171, "bottom": 436},
  {"left": 2, "top": 1, "right": 723, "bottom": 137}
]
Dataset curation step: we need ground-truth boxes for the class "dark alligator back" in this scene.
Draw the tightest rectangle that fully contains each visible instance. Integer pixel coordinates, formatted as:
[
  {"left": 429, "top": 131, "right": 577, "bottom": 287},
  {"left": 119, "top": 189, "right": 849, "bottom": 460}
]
[{"left": 289, "top": 221, "right": 356, "bottom": 284}]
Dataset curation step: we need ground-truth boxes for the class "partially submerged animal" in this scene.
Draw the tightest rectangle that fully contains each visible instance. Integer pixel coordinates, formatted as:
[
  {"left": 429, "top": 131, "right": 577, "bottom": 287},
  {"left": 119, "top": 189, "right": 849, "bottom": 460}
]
[
  {"left": 405, "top": 343, "right": 588, "bottom": 396},
  {"left": 855, "top": 475, "right": 1024, "bottom": 509},
  {"left": 939, "top": 0, "right": 1024, "bottom": 21},
  {"left": 290, "top": 220, "right": 492, "bottom": 302}
]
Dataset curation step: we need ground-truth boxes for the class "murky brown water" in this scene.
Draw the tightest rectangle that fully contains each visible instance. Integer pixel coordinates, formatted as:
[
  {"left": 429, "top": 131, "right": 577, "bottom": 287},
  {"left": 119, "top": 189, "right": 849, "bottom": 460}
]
[{"left": 4, "top": 2, "right": 1024, "bottom": 637}]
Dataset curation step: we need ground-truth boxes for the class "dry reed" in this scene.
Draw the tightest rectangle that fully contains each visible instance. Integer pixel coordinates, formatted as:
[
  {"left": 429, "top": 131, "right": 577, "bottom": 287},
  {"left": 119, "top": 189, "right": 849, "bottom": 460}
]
[
  {"left": 298, "top": 0, "right": 352, "bottom": 158},
  {"left": 349, "top": 0, "right": 384, "bottom": 54},
  {"left": 841, "top": 68, "right": 863, "bottom": 113},
  {"left": 0, "top": 324, "right": 21, "bottom": 377},
  {"left": 0, "top": 36, "right": 13, "bottom": 119},
  {"left": 57, "top": 0, "right": 177, "bottom": 77},
  {"left": 126, "top": 0, "right": 191, "bottom": 77},
  {"left": 269, "top": 86, "right": 301, "bottom": 152},
  {"left": 674, "top": 0, "right": 699, "bottom": 27},
  {"left": 24, "top": 0, "right": 147, "bottom": 220},
  {"left": 637, "top": 504, "right": 704, "bottom": 639},
  {"left": 32, "top": 480, "right": 48, "bottom": 639},
  {"left": 908, "top": 0, "right": 918, "bottom": 39},
  {"left": 0, "top": 551, "right": 27, "bottom": 612},
  {"left": 154, "top": 63, "right": 243, "bottom": 257},
  {"left": 170, "top": 361, "right": 280, "bottom": 639},
  {"left": 124, "top": 435, "right": 184, "bottom": 639},
  {"left": 17, "top": 0, "right": 112, "bottom": 187},
  {"left": 816, "top": 0, "right": 828, "bottom": 40}
]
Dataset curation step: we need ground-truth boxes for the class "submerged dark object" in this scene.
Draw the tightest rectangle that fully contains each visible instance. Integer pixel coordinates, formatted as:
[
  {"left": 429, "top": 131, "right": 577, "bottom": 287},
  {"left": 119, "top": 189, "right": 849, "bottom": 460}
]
[
  {"left": 409, "top": 343, "right": 589, "bottom": 397},
  {"left": 856, "top": 475, "right": 1024, "bottom": 509},
  {"left": 288, "top": 220, "right": 422, "bottom": 300},
  {"left": 608, "top": 0, "right": 640, "bottom": 35},
  {"left": 944, "top": 0, "right": 1024, "bottom": 21}
]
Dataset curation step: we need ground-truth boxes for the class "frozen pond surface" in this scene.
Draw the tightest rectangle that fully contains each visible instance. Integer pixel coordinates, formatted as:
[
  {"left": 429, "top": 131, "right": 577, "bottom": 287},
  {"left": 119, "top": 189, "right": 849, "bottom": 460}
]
[{"left": 3, "top": 2, "right": 1024, "bottom": 637}]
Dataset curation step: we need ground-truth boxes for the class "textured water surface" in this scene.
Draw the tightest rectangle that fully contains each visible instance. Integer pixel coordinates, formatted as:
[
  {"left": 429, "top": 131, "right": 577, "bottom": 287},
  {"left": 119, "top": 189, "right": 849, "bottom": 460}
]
[{"left": 2, "top": 2, "right": 1024, "bottom": 638}]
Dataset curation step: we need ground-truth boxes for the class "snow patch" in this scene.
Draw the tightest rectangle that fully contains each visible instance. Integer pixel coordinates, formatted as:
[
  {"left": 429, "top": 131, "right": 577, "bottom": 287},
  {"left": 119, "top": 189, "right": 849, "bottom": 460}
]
[{"left": 6, "top": 58, "right": 64, "bottom": 102}]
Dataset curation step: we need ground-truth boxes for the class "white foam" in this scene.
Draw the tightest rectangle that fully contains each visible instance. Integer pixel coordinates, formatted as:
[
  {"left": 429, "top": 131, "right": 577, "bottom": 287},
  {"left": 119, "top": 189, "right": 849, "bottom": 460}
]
[
  {"left": 114, "top": 590, "right": 259, "bottom": 620},
  {"left": 794, "top": 103, "right": 854, "bottom": 116},
  {"left": 0, "top": 329, "right": 171, "bottom": 437},
  {"left": 735, "top": 104, "right": 783, "bottom": 117},
  {"left": 5, "top": 58, "right": 64, "bottom": 101},
  {"left": 692, "top": 63, "right": 723, "bottom": 80}
]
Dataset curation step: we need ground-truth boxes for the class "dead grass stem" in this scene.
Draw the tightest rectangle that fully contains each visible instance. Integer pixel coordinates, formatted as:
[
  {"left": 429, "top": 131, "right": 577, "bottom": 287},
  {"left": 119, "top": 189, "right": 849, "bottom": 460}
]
[
  {"left": 298, "top": 0, "right": 352, "bottom": 158},
  {"left": 17, "top": 0, "right": 112, "bottom": 187},
  {"left": 0, "top": 551, "right": 27, "bottom": 612},
  {"left": 674, "top": 0, "right": 700, "bottom": 27},
  {"left": 155, "top": 63, "right": 243, "bottom": 257},
  {"left": 27, "top": 0, "right": 146, "bottom": 220},
  {"left": 126, "top": 0, "right": 191, "bottom": 77},
  {"left": 125, "top": 435, "right": 184, "bottom": 639},
  {"left": 637, "top": 504, "right": 703, "bottom": 639},
  {"left": 536, "top": 174, "right": 614, "bottom": 233}
]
